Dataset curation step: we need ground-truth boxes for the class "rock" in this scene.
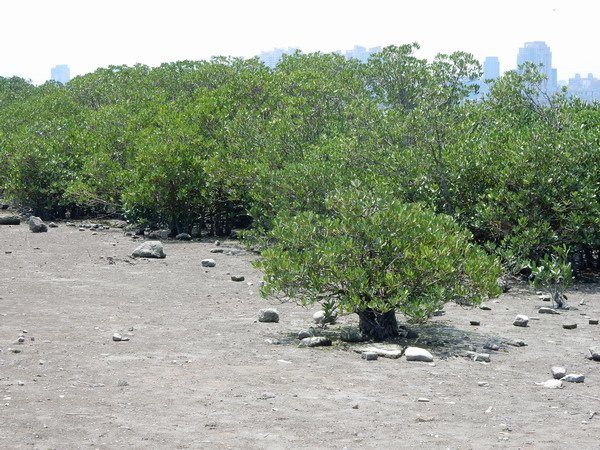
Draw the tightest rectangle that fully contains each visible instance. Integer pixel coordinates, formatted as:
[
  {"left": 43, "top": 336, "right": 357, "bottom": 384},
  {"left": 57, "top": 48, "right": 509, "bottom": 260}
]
[
  {"left": 589, "top": 319, "right": 599, "bottom": 325},
  {"left": 210, "top": 248, "right": 224, "bottom": 253},
  {"left": 353, "top": 345, "right": 403, "bottom": 359},
  {"left": 17, "top": 336, "right": 25, "bottom": 343},
  {"left": 483, "top": 342, "right": 500, "bottom": 351},
  {"left": 562, "top": 323, "right": 577, "bottom": 330},
  {"left": 513, "top": 315, "right": 529, "bottom": 327},
  {"left": 539, "top": 307, "right": 560, "bottom": 315},
  {"left": 112, "top": 333, "right": 122, "bottom": 341},
  {"left": 298, "top": 336, "right": 332, "bottom": 348},
  {"left": 258, "top": 308, "right": 279, "bottom": 323},
  {"left": 231, "top": 275, "right": 245, "bottom": 282},
  {"left": 0, "top": 215, "right": 21, "bottom": 225},
  {"left": 473, "top": 353, "right": 491, "bottom": 363},
  {"left": 417, "top": 398, "right": 430, "bottom": 402},
  {"left": 588, "top": 347, "right": 600, "bottom": 361},
  {"left": 48, "top": 222, "right": 58, "bottom": 228},
  {"left": 201, "top": 259, "right": 216, "bottom": 267},
  {"left": 361, "top": 352, "right": 378, "bottom": 361},
  {"left": 479, "top": 304, "right": 492, "bottom": 311},
  {"left": 340, "top": 327, "right": 363, "bottom": 343},
  {"left": 132, "top": 241, "right": 166, "bottom": 258},
  {"left": 313, "top": 310, "right": 336, "bottom": 325},
  {"left": 258, "top": 392, "right": 276, "bottom": 400},
  {"left": 214, "top": 240, "right": 221, "bottom": 246},
  {"left": 561, "top": 373, "right": 585, "bottom": 383},
  {"left": 497, "top": 276, "right": 510, "bottom": 292},
  {"left": 551, "top": 366, "right": 566, "bottom": 379},
  {"left": 117, "top": 380, "right": 129, "bottom": 387},
  {"left": 470, "top": 320, "right": 480, "bottom": 326},
  {"left": 537, "top": 379, "right": 563, "bottom": 389},
  {"left": 146, "top": 229, "right": 170, "bottom": 240},
  {"left": 539, "top": 294, "right": 552, "bottom": 302},
  {"left": 297, "top": 329, "right": 315, "bottom": 339},
  {"left": 405, "top": 347, "right": 434, "bottom": 362},
  {"left": 175, "top": 233, "right": 191, "bottom": 241},
  {"left": 28, "top": 216, "right": 48, "bottom": 233},
  {"left": 506, "top": 339, "right": 527, "bottom": 347}
]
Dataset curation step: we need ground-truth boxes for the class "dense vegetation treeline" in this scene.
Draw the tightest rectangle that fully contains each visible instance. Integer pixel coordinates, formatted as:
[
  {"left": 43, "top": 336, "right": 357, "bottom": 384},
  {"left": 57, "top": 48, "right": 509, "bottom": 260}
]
[{"left": 1, "top": 44, "right": 599, "bottom": 272}]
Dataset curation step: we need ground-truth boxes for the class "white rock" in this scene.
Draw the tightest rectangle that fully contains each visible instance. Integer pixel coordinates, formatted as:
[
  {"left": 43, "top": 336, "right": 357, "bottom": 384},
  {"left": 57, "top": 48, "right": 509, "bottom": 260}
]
[
  {"left": 539, "top": 307, "right": 560, "bottom": 315},
  {"left": 513, "top": 315, "right": 529, "bottom": 327},
  {"left": 536, "top": 379, "right": 563, "bottom": 389},
  {"left": 201, "top": 259, "right": 216, "bottom": 267},
  {"left": 405, "top": 347, "right": 434, "bottom": 362},
  {"left": 551, "top": 366, "right": 566, "bottom": 379}
]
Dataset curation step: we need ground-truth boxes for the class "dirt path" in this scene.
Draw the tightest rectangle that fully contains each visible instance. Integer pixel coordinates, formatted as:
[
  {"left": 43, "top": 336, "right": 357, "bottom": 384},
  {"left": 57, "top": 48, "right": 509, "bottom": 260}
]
[{"left": 1, "top": 222, "right": 599, "bottom": 449}]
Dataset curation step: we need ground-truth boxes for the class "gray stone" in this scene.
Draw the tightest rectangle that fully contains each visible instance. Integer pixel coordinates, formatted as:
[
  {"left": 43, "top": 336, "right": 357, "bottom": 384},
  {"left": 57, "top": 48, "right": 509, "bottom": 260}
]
[
  {"left": 210, "top": 248, "right": 224, "bottom": 253},
  {"left": 132, "top": 241, "right": 166, "bottom": 258},
  {"left": 48, "top": 222, "right": 58, "bottom": 228},
  {"left": 561, "top": 373, "right": 585, "bottom": 383},
  {"left": 175, "top": 233, "right": 191, "bottom": 241},
  {"left": 340, "top": 327, "right": 363, "bottom": 343},
  {"left": 479, "top": 304, "right": 492, "bottom": 311},
  {"left": 539, "top": 307, "right": 560, "bottom": 315},
  {"left": 513, "top": 315, "right": 529, "bottom": 327},
  {"left": 470, "top": 320, "right": 480, "bottom": 326},
  {"left": 588, "top": 347, "right": 600, "bottom": 361},
  {"left": 483, "top": 342, "right": 500, "bottom": 351},
  {"left": 589, "top": 319, "right": 599, "bottom": 325},
  {"left": 297, "top": 329, "right": 315, "bottom": 339},
  {"left": 539, "top": 294, "right": 552, "bottom": 302},
  {"left": 551, "top": 366, "right": 566, "bottom": 379},
  {"left": 201, "top": 259, "right": 216, "bottom": 267},
  {"left": 405, "top": 347, "right": 434, "bottom": 362},
  {"left": 298, "top": 336, "right": 332, "bottom": 348},
  {"left": 258, "top": 308, "right": 279, "bottom": 323},
  {"left": 473, "top": 353, "right": 491, "bottom": 363},
  {"left": 28, "top": 216, "right": 48, "bottom": 233},
  {"left": 112, "top": 333, "right": 122, "bottom": 342},
  {"left": 214, "top": 240, "right": 221, "bottom": 246},
  {"left": 0, "top": 215, "right": 21, "bottom": 225},
  {"left": 231, "top": 275, "right": 245, "bottom": 282},
  {"left": 562, "top": 323, "right": 577, "bottom": 330},
  {"left": 361, "top": 352, "right": 378, "bottom": 361}
]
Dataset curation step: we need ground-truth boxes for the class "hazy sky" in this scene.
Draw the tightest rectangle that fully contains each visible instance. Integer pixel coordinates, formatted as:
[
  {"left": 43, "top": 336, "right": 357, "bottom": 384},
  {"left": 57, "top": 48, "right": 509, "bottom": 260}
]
[{"left": 1, "top": 0, "right": 598, "bottom": 85}]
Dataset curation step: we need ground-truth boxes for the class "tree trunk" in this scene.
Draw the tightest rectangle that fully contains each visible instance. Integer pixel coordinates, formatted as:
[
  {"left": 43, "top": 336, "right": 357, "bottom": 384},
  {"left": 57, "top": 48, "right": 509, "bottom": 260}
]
[{"left": 356, "top": 309, "right": 399, "bottom": 341}]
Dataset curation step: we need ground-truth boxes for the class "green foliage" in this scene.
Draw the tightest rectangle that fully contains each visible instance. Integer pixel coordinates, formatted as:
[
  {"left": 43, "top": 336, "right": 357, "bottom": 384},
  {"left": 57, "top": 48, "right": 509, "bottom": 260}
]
[
  {"left": 256, "top": 188, "right": 502, "bottom": 324},
  {"left": 530, "top": 245, "right": 574, "bottom": 308}
]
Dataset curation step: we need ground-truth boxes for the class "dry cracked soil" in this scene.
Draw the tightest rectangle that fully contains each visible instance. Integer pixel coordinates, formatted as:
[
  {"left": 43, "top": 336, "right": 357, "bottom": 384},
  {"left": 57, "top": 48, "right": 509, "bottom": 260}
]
[{"left": 1, "top": 219, "right": 600, "bottom": 449}]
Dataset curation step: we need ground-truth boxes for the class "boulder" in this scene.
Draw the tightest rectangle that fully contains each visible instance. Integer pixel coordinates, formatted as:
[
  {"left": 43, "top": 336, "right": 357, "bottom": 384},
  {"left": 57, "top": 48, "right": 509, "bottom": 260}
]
[
  {"left": 258, "top": 308, "right": 279, "bottom": 323},
  {"left": 132, "top": 241, "right": 166, "bottom": 258},
  {"left": 513, "top": 315, "right": 529, "bottom": 327},
  {"left": 0, "top": 215, "right": 21, "bottom": 225},
  {"left": 588, "top": 347, "right": 600, "bottom": 361},
  {"left": 28, "top": 216, "right": 48, "bottom": 233},
  {"left": 405, "top": 347, "right": 434, "bottom": 362},
  {"left": 298, "top": 336, "right": 332, "bottom": 348}
]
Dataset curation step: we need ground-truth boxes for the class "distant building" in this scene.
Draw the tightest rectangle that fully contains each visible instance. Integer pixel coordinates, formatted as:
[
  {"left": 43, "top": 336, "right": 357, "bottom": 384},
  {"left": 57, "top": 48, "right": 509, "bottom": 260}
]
[
  {"left": 567, "top": 73, "right": 600, "bottom": 102},
  {"left": 516, "top": 41, "right": 557, "bottom": 92},
  {"left": 258, "top": 48, "right": 298, "bottom": 69},
  {"left": 50, "top": 64, "right": 70, "bottom": 84},
  {"left": 344, "top": 45, "right": 381, "bottom": 63},
  {"left": 476, "top": 56, "right": 501, "bottom": 98}
]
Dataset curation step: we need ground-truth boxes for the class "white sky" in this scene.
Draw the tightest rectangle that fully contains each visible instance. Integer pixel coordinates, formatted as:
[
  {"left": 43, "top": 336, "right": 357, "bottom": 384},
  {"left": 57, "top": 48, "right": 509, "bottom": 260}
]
[{"left": 0, "top": 0, "right": 597, "bottom": 85}]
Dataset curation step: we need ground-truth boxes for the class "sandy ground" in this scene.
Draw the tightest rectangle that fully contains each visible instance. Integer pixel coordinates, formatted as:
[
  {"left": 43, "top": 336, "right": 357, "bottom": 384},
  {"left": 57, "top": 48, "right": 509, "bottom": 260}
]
[{"left": 1, "top": 220, "right": 600, "bottom": 449}]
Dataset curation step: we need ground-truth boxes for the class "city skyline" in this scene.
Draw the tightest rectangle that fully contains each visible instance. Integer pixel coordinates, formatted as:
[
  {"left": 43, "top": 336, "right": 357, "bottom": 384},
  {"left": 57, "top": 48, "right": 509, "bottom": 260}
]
[{"left": 0, "top": 0, "right": 598, "bottom": 85}]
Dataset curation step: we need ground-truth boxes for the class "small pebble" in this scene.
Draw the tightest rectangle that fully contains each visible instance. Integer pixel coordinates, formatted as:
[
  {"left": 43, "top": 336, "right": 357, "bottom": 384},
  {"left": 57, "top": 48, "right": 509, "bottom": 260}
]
[
  {"left": 361, "top": 352, "right": 378, "bottom": 361},
  {"left": 551, "top": 366, "right": 566, "bottom": 380},
  {"left": 231, "top": 275, "right": 245, "bottom": 282},
  {"left": 589, "top": 319, "right": 599, "bottom": 325},
  {"left": 112, "top": 333, "right": 122, "bottom": 342},
  {"left": 470, "top": 320, "right": 480, "bottom": 326},
  {"left": 562, "top": 323, "right": 577, "bottom": 330},
  {"left": 417, "top": 398, "right": 430, "bottom": 402}
]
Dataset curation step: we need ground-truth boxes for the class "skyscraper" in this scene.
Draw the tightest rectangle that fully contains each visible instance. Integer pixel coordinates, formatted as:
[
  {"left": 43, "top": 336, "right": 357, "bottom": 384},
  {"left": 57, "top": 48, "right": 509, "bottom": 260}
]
[
  {"left": 516, "top": 41, "right": 557, "bottom": 91},
  {"left": 50, "top": 64, "right": 70, "bottom": 84},
  {"left": 483, "top": 57, "right": 500, "bottom": 81}
]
